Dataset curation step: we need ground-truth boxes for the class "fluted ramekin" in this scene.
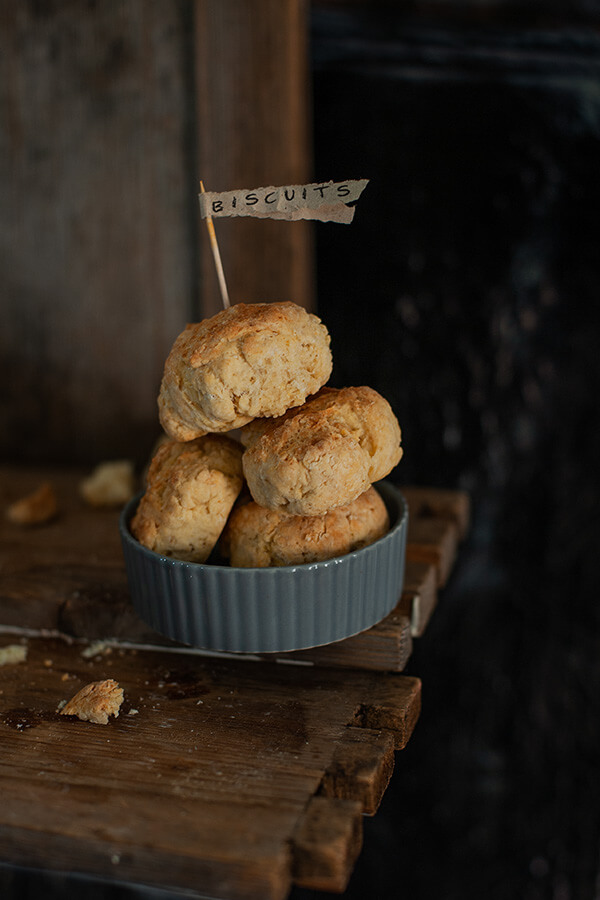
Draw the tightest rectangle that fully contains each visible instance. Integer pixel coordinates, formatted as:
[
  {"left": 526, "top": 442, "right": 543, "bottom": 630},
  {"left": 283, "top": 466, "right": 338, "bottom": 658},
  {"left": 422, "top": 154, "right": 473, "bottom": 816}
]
[{"left": 119, "top": 481, "right": 407, "bottom": 654}]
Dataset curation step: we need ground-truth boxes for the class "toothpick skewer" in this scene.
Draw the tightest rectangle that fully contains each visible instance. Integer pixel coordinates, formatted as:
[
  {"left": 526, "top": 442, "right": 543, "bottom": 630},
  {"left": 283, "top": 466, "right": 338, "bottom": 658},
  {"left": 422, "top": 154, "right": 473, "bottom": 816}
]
[{"left": 200, "top": 180, "right": 230, "bottom": 309}]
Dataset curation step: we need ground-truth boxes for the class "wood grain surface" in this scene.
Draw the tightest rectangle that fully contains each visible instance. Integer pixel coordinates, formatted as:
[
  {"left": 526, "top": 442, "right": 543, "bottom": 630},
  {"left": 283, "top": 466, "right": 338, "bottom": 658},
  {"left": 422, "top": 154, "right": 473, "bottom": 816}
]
[
  {"left": 0, "top": 2, "right": 194, "bottom": 465},
  {"left": 194, "top": 0, "right": 315, "bottom": 317},
  {"left": 0, "top": 463, "right": 467, "bottom": 897},
  {"left": 0, "top": 633, "right": 420, "bottom": 899},
  {"left": 0, "top": 1, "right": 314, "bottom": 465}
]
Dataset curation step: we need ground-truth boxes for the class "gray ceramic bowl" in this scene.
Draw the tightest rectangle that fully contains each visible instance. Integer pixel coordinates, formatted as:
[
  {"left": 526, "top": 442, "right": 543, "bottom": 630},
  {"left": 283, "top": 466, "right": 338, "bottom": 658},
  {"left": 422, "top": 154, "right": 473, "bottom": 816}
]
[{"left": 119, "top": 481, "right": 408, "bottom": 654}]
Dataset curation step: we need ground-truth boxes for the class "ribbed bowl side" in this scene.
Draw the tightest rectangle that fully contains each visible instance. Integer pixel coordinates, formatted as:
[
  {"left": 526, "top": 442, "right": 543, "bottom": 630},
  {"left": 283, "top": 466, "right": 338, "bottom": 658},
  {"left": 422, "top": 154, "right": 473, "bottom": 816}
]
[{"left": 119, "top": 483, "right": 408, "bottom": 653}]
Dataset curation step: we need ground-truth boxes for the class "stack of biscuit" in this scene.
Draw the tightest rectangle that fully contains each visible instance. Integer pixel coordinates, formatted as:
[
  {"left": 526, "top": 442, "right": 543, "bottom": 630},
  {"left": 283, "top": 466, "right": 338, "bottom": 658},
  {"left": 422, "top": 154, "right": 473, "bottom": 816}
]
[{"left": 131, "top": 301, "right": 402, "bottom": 567}]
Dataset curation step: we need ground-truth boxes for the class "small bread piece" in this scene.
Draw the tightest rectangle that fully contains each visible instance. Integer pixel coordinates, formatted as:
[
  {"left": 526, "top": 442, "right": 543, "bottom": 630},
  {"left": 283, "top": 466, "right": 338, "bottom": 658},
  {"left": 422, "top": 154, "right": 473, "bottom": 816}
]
[
  {"left": 158, "top": 302, "right": 332, "bottom": 440},
  {"left": 222, "top": 487, "right": 389, "bottom": 568},
  {"left": 241, "top": 386, "right": 402, "bottom": 516},
  {"left": 0, "top": 644, "right": 27, "bottom": 666},
  {"left": 79, "top": 460, "right": 136, "bottom": 508},
  {"left": 5, "top": 482, "right": 58, "bottom": 526},
  {"left": 130, "top": 434, "right": 244, "bottom": 562},
  {"left": 60, "top": 679, "right": 123, "bottom": 725}
]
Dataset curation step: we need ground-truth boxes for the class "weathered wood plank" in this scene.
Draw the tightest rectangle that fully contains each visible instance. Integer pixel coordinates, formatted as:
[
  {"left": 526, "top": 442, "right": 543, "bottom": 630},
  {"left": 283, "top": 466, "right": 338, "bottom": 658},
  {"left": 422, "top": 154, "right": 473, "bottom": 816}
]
[
  {"left": 406, "top": 517, "right": 460, "bottom": 587},
  {"left": 291, "top": 795, "right": 363, "bottom": 893},
  {"left": 277, "top": 607, "right": 412, "bottom": 672},
  {"left": 398, "top": 560, "right": 438, "bottom": 637},
  {"left": 401, "top": 485, "right": 471, "bottom": 540},
  {"left": 0, "top": 633, "right": 420, "bottom": 898},
  {"left": 0, "top": 468, "right": 126, "bottom": 647},
  {"left": 0, "top": 464, "right": 128, "bottom": 632},
  {"left": 193, "top": 0, "right": 315, "bottom": 317},
  {"left": 319, "top": 727, "right": 395, "bottom": 815},
  {"left": 0, "top": 2, "right": 195, "bottom": 465},
  {"left": 0, "top": 1, "right": 315, "bottom": 466},
  {"left": 350, "top": 675, "right": 422, "bottom": 751}
]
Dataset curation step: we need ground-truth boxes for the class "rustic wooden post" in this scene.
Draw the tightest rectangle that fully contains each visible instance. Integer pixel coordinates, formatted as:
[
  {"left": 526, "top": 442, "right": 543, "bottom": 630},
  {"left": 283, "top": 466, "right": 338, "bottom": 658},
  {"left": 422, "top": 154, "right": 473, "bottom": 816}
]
[{"left": 193, "top": 0, "right": 315, "bottom": 317}]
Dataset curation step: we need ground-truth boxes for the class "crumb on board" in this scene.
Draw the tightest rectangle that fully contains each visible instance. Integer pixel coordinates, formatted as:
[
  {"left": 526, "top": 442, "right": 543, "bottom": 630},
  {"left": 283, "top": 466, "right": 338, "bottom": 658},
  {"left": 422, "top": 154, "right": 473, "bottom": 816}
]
[
  {"left": 79, "top": 460, "right": 136, "bottom": 508},
  {"left": 5, "top": 482, "right": 58, "bottom": 526},
  {"left": 59, "top": 679, "right": 124, "bottom": 725},
  {"left": 81, "top": 641, "right": 112, "bottom": 659},
  {"left": 0, "top": 644, "right": 28, "bottom": 666}
]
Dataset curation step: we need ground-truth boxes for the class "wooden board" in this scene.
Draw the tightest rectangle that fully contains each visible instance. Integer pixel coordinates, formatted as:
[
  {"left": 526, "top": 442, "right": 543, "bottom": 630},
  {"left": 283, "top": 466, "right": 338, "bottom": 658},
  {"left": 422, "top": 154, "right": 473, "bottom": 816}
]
[
  {"left": 397, "top": 560, "right": 438, "bottom": 638},
  {"left": 194, "top": 0, "right": 315, "bottom": 317},
  {"left": 0, "top": 2, "right": 193, "bottom": 465},
  {"left": 401, "top": 485, "right": 470, "bottom": 588},
  {"left": 0, "top": 633, "right": 421, "bottom": 899},
  {"left": 0, "top": 465, "right": 469, "bottom": 672},
  {"left": 0, "top": 464, "right": 468, "bottom": 897}
]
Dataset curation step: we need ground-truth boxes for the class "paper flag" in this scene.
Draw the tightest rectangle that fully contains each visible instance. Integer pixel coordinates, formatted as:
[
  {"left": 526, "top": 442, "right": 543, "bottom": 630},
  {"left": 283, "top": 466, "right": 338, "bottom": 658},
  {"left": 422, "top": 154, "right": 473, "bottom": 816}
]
[{"left": 199, "top": 179, "right": 369, "bottom": 224}]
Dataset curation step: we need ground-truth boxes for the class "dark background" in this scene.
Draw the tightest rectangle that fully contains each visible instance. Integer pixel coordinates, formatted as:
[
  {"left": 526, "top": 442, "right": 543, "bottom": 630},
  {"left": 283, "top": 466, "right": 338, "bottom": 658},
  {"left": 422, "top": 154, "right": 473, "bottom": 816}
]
[
  {"left": 299, "top": 4, "right": 600, "bottom": 900},
  {"left": 2, "top": 2, "right": 600, "bottom": 899}
]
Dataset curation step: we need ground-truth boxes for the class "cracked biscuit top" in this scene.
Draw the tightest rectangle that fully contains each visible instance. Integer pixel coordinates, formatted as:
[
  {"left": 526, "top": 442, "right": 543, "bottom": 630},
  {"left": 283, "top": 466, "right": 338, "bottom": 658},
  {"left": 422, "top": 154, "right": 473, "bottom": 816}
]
[
  {"left": 241, "top": 386, "right": 403, "bottom": 516},
  {"left": 158, "top": 302, "right": 332, "bottom": 440},
  {"left": 221, "top": 486, "right": 389, "bottom": 568}
]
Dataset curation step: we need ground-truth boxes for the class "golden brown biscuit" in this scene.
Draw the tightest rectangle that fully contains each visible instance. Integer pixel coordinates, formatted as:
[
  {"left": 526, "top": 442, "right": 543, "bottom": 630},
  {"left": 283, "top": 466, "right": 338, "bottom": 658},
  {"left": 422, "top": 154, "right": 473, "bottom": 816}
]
[
  {"left": 221, "top": 487, "right": 389, "bottom": 568},
  {"left": 241, "top": 386, "right": 402, "bottom": 516},
  {"left": 131, "top": 435, "right": 243, "bottom": 562},
  {"left": 158, "top": 302, "right": 332, "bottom": 440}
]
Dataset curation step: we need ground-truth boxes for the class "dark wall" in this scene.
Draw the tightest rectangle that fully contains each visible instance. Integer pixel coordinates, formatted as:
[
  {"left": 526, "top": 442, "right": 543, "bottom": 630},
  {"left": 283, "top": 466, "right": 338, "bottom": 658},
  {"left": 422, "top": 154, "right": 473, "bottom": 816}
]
[{"left": 296, "top": 5, "right": 600, "bottom": 900}]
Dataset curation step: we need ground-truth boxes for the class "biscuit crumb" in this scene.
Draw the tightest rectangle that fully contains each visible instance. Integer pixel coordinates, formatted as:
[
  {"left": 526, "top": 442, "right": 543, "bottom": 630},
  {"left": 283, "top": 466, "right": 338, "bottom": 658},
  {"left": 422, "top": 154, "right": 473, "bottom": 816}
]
[
  {"left": 60, "top": 679, "right": 124, "bottom": 725},
  {"left": 81, "top": 641, "right": 111, "bottom": 659},
  {"left": 6, "top": 483, "right": 58, "bottom": 526},
  {"left": 0, "top": 644, "right": 27, "bottom": 666},
  {"left": 79, "top": 460, "right": 136, "bottom": 508}
]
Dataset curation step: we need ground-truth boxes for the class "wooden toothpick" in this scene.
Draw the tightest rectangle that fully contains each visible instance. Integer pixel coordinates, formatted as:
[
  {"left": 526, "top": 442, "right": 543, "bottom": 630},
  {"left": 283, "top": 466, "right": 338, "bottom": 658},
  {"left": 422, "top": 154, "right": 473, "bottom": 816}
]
[{"left": 200, "top": 180, "right": 230, "bottom": 309}]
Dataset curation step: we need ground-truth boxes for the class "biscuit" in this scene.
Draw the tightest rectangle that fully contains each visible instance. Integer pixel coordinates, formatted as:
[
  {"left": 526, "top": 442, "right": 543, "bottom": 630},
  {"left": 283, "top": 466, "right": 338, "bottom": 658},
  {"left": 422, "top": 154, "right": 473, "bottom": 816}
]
[
  {"left": 130, "top": 434, "right": 243, "bottom": 562},
  {"left": 221, "top": 487, "right": 389, "bottom": 568},
  {"left": 158, "top": 302, "right": 332, "bottom": 440},
  {"left": 241, "top": 386, "right": 402, "bottom": 516}
]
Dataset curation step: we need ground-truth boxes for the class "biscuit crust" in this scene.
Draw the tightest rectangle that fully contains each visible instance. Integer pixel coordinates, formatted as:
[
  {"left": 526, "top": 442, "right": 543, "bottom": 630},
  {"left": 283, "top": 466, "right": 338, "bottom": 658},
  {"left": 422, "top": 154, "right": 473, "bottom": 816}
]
[
  {"left": 131, "top": 435, "right": 243, "bottom": 562},
  {"left": 158, "top": 302, "right": 332, "bottom": 440},
  {"left": 221, "top": 487, "right": 389, "bottom": 568},
  {"left": 241, "top": 386, "right": 402, "bottom": 516}
]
